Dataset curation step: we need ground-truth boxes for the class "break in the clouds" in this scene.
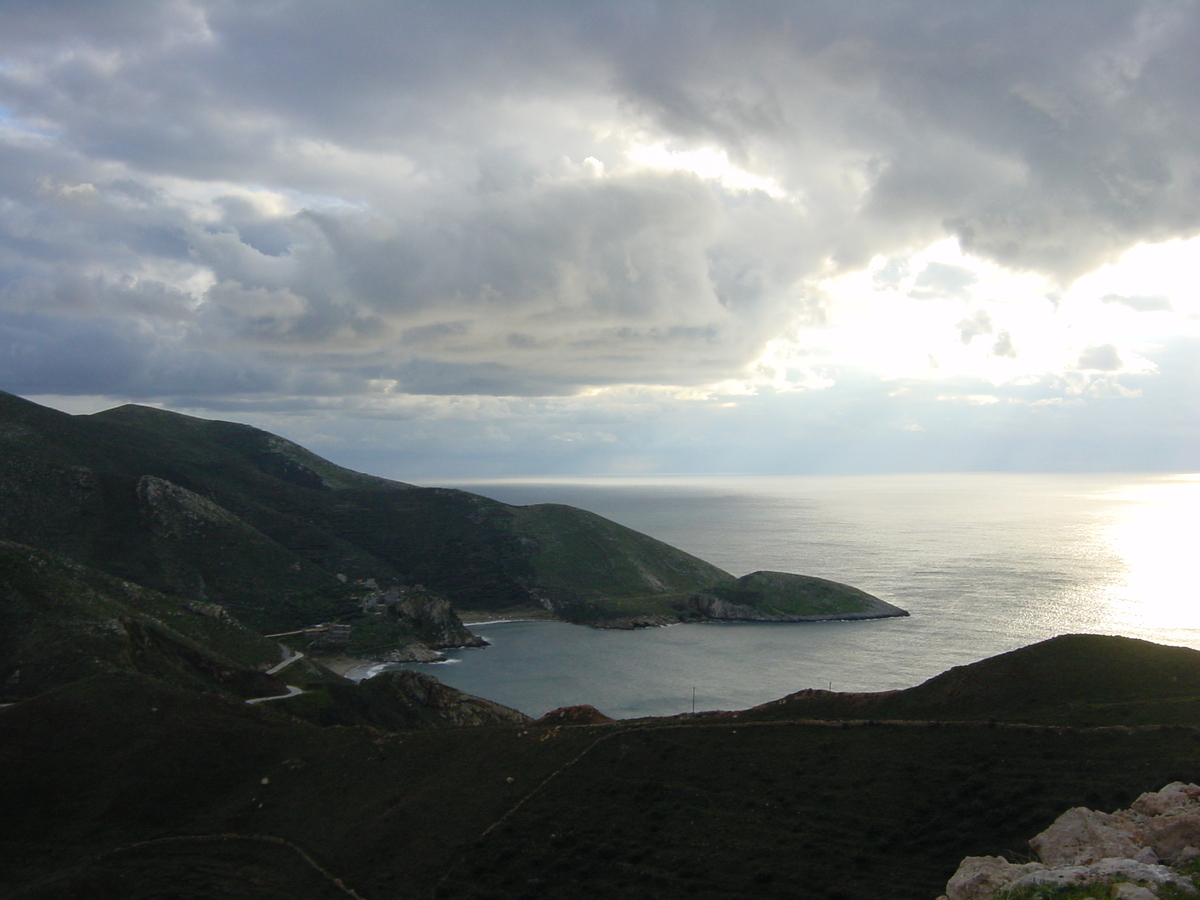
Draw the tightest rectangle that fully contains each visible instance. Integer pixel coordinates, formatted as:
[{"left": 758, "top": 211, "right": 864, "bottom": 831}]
[{"left": 2, "top": 1, "right": 1198, "bottom": 474}]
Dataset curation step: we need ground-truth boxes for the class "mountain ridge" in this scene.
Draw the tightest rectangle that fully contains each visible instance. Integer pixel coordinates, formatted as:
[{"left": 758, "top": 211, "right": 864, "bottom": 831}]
[{"left": 0, "top": 390, "right": 903, "bottom": 637}]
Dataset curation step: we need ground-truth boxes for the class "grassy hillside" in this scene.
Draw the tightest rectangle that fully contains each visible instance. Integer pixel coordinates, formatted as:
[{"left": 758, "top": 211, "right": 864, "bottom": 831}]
[
  {"left": 691, "top": 569, "right": 908, "bottom": 620},
  {"left": 0, "top": 541, "right": 530, "bottom": 734},
  {"left": 0, "top": 391, "right": 784, "bottom": 630},
  {"left": 739, "top": 634, "right": 1200, "bottom": 726},
  {"left": 0, "top": 540, "right": 283, "bottom": 701},
  {"left": 508, "top": 502, "right": 734, "bottom": 623},
  {"left": 4, "top": 638, "right": 1200, "bottom": 899}
]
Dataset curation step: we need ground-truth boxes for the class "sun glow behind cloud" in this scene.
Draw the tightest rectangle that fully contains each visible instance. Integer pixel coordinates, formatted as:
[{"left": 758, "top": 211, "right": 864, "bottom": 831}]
[
  {"left": 742, "top": 236, "right": 1198, "bottom": 396},
  {"left": 625, "top": 142, "right": 788, "bottom": 198}
]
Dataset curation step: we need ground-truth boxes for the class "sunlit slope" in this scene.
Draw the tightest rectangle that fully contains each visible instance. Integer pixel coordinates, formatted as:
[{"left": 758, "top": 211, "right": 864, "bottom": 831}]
[
  {"left": 740, "top": 634, "right": 1200, "bottom": 726},
  {"left": 0, "top": 391, "right": 762, "bottom": 627},
  {"left": 693, "top": 570, "right": 907, "bottom": 620},
  {"left": 507, "top": 502, "right": 734, "bottom": 620}
]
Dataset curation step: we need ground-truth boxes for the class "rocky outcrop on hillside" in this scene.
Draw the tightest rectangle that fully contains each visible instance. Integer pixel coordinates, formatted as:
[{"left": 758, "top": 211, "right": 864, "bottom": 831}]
[
  {"left": 359, "top": 670, "right": 532, "bottom": 728},
  {"left": 536, "top": 704, "right": 615, "bottom": 726},
  {"left": 381, "top": 587, "right": 487, "bottom": 649},
  {"left": 941, "top": 782, "right": 1200, "bottom": 900},
  {"left": 346, "top": 585, "right": 487, "bottom": 662}
]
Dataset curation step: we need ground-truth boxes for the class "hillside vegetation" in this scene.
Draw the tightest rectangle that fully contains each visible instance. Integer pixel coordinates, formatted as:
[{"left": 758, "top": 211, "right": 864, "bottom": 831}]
[
  {"left": 738, "top": 634, "right": 1200, "bottom": 727},
  {"left": 4, "top": 633, "right": 1200, "bottom": 899},
  {"left": 0, "top": 390, "right": 900, "bottom": 631}
]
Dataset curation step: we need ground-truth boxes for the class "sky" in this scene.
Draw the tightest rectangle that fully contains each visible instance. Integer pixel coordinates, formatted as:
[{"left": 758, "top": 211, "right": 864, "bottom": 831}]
[{"left": 1, "top": 0, "right": 1198, "bottom": 479}]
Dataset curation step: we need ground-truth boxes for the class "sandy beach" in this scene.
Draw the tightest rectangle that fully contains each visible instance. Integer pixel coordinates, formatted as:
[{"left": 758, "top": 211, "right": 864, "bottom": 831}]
[{"left": 313, "top": 656, "right": 383, "bottom": 679}]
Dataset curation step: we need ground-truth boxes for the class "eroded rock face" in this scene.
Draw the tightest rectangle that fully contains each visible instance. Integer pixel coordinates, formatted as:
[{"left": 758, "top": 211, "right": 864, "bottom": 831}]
[
  {"left": 367, "top": 670, "right": 531, "bottom": 727},
  {"left": 361, "top": 586, "right": 487, "bottom": 652},
  {"left": 941, "top": 783, "right": 1200, "bottom": 899}
]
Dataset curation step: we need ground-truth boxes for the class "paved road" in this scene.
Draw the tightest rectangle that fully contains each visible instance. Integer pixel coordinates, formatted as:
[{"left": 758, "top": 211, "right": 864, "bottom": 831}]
[
  {"left": 246, "top": 684, "right": 306, "bottom": 704},
  {"left": 266, "top": 648, "right": 304, "bottom": 675}
]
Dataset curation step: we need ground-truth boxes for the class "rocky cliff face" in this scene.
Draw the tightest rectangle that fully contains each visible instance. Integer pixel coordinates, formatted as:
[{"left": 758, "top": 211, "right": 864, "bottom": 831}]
[
  {"left": 349, "top": 585, "right": 487, "bottom": 661},
  {"left": 942, "top": 782, "right": 1200, "bottom": 900},
  {"left": 390, "top": 589, "right": 487, "bottom": 649},
  {"left": 357, "top": 670, "right": 531, "bottom": 728}
]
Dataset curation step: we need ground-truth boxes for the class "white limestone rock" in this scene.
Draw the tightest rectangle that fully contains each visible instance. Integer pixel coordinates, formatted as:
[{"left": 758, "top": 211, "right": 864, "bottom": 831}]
[
  {"left": 1030, "top": 807, "right": 1142, "bottom": 866},
  {"left": 944, "top": 856, "right": 1047, "bottom": 900},
  {"left": 1133, "top": 783, "right": 1200, "bottom": 817},
  {"left": 1114, "top": 884, "right": 1159, "bottom": 900},
  {"left": 1010, "top": 858, "right": 1196, "bottom": 894}
]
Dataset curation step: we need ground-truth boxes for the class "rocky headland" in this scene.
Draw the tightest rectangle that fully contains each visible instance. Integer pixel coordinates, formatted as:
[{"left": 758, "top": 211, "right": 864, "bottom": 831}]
[{"left": 582, "top": 570, "right": 907, "bottom": 629}]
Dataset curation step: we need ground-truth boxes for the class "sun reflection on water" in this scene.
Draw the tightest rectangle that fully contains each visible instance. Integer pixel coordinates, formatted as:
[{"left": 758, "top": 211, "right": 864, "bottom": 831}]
[{"left": 1100, "top": 474, "right": 1200, "bottom": 637}]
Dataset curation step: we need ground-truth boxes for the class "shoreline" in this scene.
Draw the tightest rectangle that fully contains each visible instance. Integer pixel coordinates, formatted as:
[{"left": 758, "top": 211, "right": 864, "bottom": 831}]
[
  {"left": 461, "top": 617, "right": 542, "bottom": 627},
  {"left": 314, "top": 608, "right": 908, "bottom": 679},
  {"left": 456, "top": 608, "right": 552, "bottom": 627},
  {"left": 314, "top": 655, "right": 384, "bottom": 679}
]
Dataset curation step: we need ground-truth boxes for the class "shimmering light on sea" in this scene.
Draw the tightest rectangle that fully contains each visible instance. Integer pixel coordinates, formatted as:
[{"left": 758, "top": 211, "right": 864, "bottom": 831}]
[
  {"left": 1098, "top": 474, "right": 1200, "bottom": 636},
  {"left": 394, "top": 473, "right": 1200, "bottom": 718}
]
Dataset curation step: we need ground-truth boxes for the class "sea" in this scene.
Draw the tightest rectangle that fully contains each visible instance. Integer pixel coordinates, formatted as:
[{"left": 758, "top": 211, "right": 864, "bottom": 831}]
[{"left": 385, "top": 473, "right": 1200, "bottom": 720}]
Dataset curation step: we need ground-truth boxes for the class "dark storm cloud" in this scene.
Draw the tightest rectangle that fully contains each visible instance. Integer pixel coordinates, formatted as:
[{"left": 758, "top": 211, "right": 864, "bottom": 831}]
[{"left": 0, "top": 0, "right": 1197, "bottom": 415}]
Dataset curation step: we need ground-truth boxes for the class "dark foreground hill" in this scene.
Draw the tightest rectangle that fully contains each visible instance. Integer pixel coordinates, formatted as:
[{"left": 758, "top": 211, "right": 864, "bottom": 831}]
[
  {"left": 4, "top": 633, "right": 1200, "bottom": 899},
  {"left": 0, "top": 391, "right": 902, "bottom": 633},
  {"left": 736, "top": 634, "right": 1200, "bottom": 727}
]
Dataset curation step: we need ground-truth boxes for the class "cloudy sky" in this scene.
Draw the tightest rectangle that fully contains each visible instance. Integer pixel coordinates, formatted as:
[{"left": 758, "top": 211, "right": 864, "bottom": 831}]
[{"left": 2, "top": 1, "right": 1198, "bottom": 478}]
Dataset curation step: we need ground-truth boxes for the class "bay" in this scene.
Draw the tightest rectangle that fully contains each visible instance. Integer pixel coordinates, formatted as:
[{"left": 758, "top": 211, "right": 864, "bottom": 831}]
[{"left": 396, "top": 473, "right": 1200, "bottom": 719}]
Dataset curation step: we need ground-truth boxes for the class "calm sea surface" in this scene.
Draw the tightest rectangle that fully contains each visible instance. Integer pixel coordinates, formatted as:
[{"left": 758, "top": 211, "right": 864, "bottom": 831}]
[{"left": 391, "top": 473, "right": 1200, "bottom": 720}]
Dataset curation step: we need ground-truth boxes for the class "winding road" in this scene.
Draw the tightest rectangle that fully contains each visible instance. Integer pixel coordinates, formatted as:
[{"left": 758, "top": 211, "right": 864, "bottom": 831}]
[{"left": 246, "top": 646, "right": 308, "bottom": 704}]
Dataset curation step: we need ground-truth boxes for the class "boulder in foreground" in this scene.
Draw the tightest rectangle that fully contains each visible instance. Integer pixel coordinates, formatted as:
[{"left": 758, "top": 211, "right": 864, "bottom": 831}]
[{"left": 942, "top": 782, "right": 1200, "bottom": 900}]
